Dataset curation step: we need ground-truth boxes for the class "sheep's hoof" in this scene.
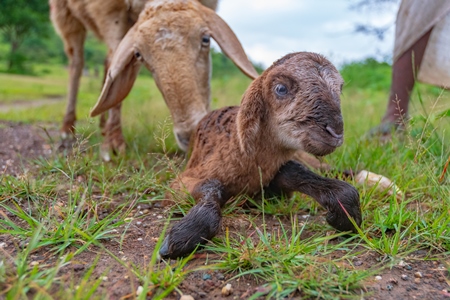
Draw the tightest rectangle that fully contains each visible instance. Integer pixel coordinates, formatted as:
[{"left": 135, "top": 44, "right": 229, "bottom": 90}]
[
  {"left": 99, "top": 135, "right": 126, "bottom": 162},
  {"left": 159, "top": 201, "right": 222, "bottom": 259},
  {"left": 58, "top": 130, "right": 76, "bottom": 151}
]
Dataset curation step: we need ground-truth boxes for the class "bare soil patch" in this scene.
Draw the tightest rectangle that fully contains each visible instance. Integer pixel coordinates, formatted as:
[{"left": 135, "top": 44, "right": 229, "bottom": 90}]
[{"left": 0, "top": 121, "right": 449, "bottom": 299}]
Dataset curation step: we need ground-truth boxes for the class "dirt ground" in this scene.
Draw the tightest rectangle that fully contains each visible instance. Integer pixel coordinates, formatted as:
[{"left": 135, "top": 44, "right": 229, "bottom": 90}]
[{"left": 1, "top": 120, "right": 449, "bottom": 299}]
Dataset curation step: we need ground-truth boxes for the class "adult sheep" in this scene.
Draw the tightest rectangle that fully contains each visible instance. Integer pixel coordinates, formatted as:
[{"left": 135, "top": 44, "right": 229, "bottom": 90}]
[
  {"left": 159, "top": 52, "right": 362, "bottom": 259},
  {"left": 49, "top": 0, "right": 258, "bottom": 160}
]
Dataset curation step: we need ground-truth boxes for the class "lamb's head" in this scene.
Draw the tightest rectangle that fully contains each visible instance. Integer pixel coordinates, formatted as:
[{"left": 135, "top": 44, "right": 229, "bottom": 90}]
[
  {"left": 237, "top": 52, "right": 344, "bottom": 157},
  {"left": 90, "top": 0, "right": 258, "bottom": 151}
]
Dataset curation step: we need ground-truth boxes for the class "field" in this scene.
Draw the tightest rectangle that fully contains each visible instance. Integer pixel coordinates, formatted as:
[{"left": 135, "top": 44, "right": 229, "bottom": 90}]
[{"left": 0, "top": 60, "right": 449, "bottom": 299}]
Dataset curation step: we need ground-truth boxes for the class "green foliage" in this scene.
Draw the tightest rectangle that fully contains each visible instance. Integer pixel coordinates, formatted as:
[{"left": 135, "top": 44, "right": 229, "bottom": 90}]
[
  {"left": 211, "top": 48, "right": 265, "bottom": 79},
  {"left": 340, "top": 58, "right": 392, "bottom": 91},
  {"left": 0, "top": 0, "right": 50, "bottom": 73}
]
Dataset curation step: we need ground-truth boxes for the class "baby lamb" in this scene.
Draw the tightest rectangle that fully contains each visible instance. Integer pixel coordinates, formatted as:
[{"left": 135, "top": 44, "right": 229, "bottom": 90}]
[{"left": 159, "top": 52, "right": 362, "bottom": 259}]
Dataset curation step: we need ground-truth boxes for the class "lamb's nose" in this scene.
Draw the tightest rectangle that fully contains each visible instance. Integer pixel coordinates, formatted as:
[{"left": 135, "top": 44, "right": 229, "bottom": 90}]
[{"left": 326, "top": 125, "right": 343, "bottom": 139}]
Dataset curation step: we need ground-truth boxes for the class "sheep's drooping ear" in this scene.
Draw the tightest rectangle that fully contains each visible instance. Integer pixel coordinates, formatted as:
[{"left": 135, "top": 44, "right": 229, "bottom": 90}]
[
  {"left": 236, "top": 80, "right": 266, "bottom": 153},
  {"left": 90, "top": 26, "right": 141, "bottom": 117},
  {"left": 200, "top": 6, "right": 259, "bottom": 80}
]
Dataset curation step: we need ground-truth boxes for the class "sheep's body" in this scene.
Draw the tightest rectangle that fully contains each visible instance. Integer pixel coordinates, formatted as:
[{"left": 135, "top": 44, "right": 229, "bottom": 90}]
[
  {"left": 160, "top": 52, "right": 362, "bottom": 259},
  {"left": 49, "top": 0, "right": 258, "bottom": 159}
]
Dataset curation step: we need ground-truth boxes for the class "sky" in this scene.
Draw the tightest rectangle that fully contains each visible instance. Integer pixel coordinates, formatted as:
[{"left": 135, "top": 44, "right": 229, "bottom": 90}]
[{"left": 213, "top": 0, "right": 400, "bottom": 68}]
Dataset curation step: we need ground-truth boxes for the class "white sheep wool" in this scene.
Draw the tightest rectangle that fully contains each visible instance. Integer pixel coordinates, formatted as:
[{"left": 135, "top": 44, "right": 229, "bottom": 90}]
[{"left": 394, "top": 0, "right": 450, "bottom": 89}]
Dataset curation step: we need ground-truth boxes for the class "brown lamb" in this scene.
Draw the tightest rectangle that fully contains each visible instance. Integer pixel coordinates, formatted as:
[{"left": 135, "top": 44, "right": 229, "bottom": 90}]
[{"left": 159, "top": 52, "right": 362, "bottom": 259}]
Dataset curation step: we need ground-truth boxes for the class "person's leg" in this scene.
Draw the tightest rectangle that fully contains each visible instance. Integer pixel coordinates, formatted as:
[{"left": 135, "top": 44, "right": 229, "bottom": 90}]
[{"left": 380, "top": 29, "right": 432, "bottom": 128}]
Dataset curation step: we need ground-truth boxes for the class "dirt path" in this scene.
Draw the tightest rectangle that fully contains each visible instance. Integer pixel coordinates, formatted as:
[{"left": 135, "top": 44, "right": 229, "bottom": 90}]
[{"left": 0, "top": 97, "right": 63, "bottom": 113}]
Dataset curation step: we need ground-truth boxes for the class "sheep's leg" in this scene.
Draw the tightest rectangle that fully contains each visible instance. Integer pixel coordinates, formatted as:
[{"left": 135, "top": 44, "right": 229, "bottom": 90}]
[
  {"left": 159, "top": 179, "right": 228, "bottom": 259},
  {"left": 54, "top": 13, "right": 86, "bottom": 141},
  {"left": 268, "top": 160, "right": 362, "bottom": 232},
  {"left": 100, "top": 103, "right": 126, "bottom": 161},
  {"left": 99, "top": 56, "right": 110, "bottom": 134}
]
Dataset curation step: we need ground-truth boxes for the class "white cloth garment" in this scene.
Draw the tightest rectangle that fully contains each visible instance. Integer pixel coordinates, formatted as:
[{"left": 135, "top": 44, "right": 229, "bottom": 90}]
[{"left": 394, "top": 0, "right": 450, "bottom": 88}]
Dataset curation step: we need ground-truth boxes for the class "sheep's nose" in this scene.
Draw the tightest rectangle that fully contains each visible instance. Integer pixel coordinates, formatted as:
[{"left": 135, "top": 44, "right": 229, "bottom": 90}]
[
  {"left": 176, "top": 133, "right": 189, "bottom": 148},
  {"left": 326, "top": 125, "right": 343, "bottom": 139}
]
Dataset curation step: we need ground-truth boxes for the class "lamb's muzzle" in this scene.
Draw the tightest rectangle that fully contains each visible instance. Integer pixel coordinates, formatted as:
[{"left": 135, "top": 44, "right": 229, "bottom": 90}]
[{"left": 159, "top": 52, "right": 362, "bottom": 259}]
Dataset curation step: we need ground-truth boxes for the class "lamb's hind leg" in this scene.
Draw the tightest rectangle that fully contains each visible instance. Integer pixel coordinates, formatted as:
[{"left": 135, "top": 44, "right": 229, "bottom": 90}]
[
  {"left": 159, "top": 179, "right": 228, "bottom": 259},
  {"left": 268, "top": 160, "right": 362, "bottom": 232}
]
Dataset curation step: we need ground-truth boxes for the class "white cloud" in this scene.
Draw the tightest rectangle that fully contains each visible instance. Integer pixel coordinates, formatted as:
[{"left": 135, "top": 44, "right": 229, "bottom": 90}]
[{"left": 216, "top": 0, "right": 400, "bottom": 68}]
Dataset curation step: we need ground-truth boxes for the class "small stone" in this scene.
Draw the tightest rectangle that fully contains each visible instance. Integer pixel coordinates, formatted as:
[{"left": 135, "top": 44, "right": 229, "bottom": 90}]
[
  {"left": 30, "top": 261, "right": 39, "bottom": 266},
  {"left": 405, "top": 265, "right": 412, "bottom": 270},
  {"left": 438, "top": 276, "right": 446, "bottom": 282},
  {"left": 414, "top": 278, "right": 421, "bottom": 284},
  {"left": 180, "top": 295, "right": 194, "bottom": 300},
  {"left": 216, "top": 272, "right": 225, "bottom": 280},
  {"left": 72, "top": 264, "right": 85, "bottom": 271},
  {"left": 414, "top": 272, "right": 423, "bottom": 278},
  {"left": 386, "top": 284, "right": 393, "bottom": 291},
  {"left": 221, "top": 283, "right": 233, "bottom": 296},
  {"left": 353, "top": 260, "right": 363, "bottom": 266},
  {"left": 137, "top": 238, "right": 143, "bottom": 241},
  {"left": 101, "top": 276, "right": 108, "bottom": 281},
  {"left": 388, "top": 278, "right": 398, "bottom": 284},
  {"left": 0, "top": 242, "right": 6, "bottom": 248},
  {"left": 136, "top": 286, "right": 144, "bottom": 296},
  {"left": 19, "top": 240, "right": 29, "bottom": 249},
  {"left": 401, "top": 274, "right": 408, "bottom": 281},
  {"left": 375, "top": 276, "right": 382, "bottom": 281},
  {"left": 202, "top": 273, "right": 212, "bottom": 280},
  {"left": 142, "top": 209, "right": 150, "bottom": 214}
]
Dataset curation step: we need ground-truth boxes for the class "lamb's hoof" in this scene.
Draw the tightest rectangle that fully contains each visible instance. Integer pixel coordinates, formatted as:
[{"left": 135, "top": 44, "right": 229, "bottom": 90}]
[
  {"left": 158, "top": 235, "right": 173, "bottom": 259},
  {"left": 158, "top": 201, "right": 222, "bottom": 259},
  {"left": 326, "top": 182, "right": 362, "bottom": 232}
]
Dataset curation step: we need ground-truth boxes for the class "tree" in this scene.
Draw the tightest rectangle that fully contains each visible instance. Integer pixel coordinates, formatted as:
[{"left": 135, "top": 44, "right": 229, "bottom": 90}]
[{"left": 0, "top": 0, "right": 49, "bottom": 72}]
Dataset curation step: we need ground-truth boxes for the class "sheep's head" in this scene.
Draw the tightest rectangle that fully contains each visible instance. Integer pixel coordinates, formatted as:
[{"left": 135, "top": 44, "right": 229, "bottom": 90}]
[
  {"left": 237, "top": 52, "right": 344, "bottom": 157},
  {"left": 90, "top": 0, "right": 258, "bottom": 151}
]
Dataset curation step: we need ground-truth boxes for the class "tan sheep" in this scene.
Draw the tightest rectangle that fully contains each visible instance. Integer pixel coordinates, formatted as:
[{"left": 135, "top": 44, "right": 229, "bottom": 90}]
[
  {"left": 159, "top": 52, "right": 362, "bottom": 259},
  {"left": 49, "top": 0, "right": 258, "bottom": 160}
]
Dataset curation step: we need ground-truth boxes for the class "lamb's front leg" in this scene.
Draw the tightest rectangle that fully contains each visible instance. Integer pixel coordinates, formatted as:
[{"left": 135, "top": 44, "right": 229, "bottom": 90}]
[
  {"left": 159, "top": 179, "right": 228, "bottom": 259},
  {"left": 268, "top": 160, "right": 362, "bottom": 232}
]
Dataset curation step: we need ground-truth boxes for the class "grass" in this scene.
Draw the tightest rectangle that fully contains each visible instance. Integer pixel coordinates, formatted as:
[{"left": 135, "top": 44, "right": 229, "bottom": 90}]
[{"left": 0, "top": 59, "right": 450, "bottom": 298}]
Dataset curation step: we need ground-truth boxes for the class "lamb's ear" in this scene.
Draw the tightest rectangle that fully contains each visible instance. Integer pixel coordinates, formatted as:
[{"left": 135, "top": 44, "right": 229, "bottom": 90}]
[
  {"left": 236, "top": 80, "right": 266, "bottom": 153},
  {"left": 200, "top": 6, "right": 259, "bottom": 80},
  {"left": 90, "top": 26, "right": 141, "bottom": 117}
]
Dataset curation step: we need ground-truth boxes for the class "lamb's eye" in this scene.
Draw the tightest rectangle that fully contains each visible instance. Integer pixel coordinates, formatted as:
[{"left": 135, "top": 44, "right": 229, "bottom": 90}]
[
  {"left": 134, "top": 51, "right": 143, "bottom": 61},
  {"left": 275, "top": 84, "right": 288, "bottom": 96},
  {"left": 201, "top": 35, "right": 210, "bottom": 47}
]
